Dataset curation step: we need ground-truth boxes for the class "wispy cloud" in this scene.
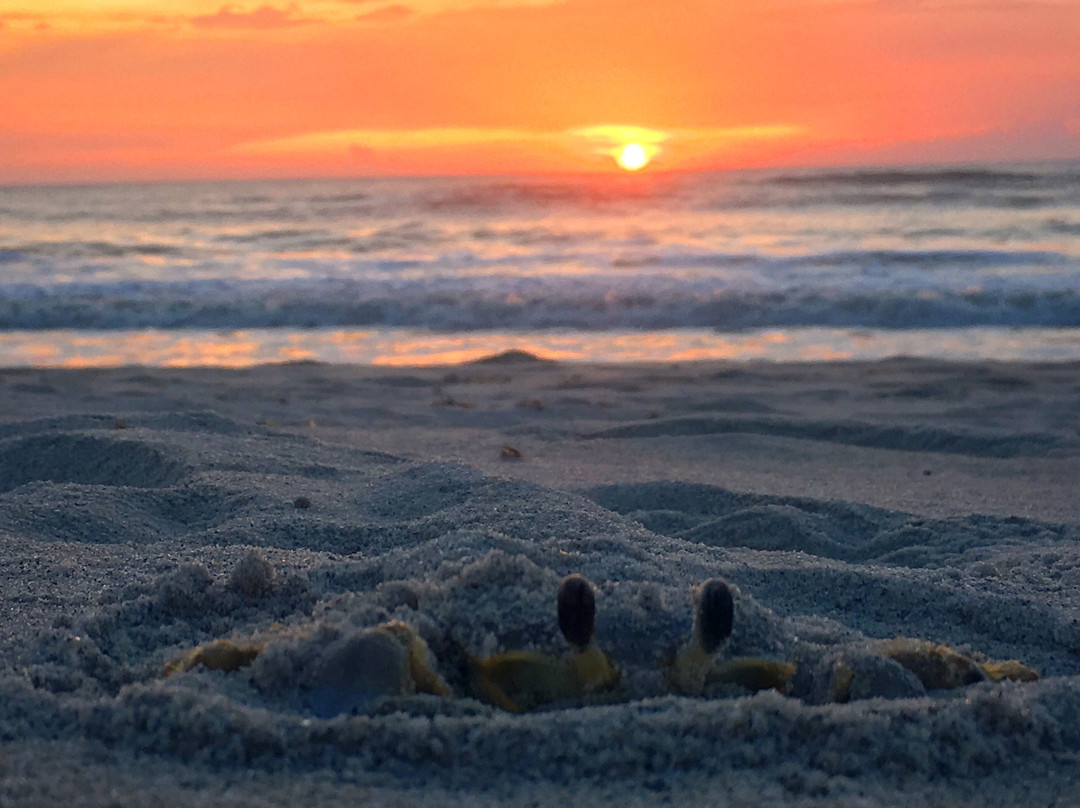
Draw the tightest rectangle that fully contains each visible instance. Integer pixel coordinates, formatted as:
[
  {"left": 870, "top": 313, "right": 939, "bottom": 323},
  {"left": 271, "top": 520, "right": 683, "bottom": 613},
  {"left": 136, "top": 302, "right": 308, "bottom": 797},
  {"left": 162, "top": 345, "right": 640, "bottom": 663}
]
[
  {"left": 356, "top": 4, "right": 414, "bottom": 23},
  {"left": 234, "top": 123, "right": 808, "bottom": 169},
  {"left": 796, "top": 0, "right": 1072, "bottom": 7},
  {"left": 337, "top": 0, "right": 566, "bottom": 12},
  {"left": 570, "top": 124, "right": 806, "bottom": 165},
  {"left": 0, "top": 10, "right": 44, "bottom": 28},
  {"left": 191, "top": 5, "right": 317, "bottom": 29},
  {"left": 237, "top": 127, "right": 544, "bottom": 153}
]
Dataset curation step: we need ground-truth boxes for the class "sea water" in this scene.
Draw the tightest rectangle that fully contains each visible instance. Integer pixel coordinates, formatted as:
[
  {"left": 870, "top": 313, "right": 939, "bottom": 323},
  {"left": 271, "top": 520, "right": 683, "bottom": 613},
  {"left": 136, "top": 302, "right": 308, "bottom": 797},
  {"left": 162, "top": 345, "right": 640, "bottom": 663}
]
[{"left": 1, "top": 163, "right": 1078, "bottom": 366}]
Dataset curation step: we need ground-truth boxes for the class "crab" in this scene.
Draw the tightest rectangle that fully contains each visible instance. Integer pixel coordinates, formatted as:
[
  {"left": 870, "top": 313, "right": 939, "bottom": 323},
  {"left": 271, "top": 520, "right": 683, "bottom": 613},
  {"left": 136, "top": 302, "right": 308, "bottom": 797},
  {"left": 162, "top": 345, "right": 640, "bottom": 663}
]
[
  {"left": 160, "top": 572, "right": 1038, "bottom": 714},
  {"left": 466, "top": 574, "right": 621, "bottom": 712},
  {"left": 666, "top": 578, "right": 796, "bottom": 696}
]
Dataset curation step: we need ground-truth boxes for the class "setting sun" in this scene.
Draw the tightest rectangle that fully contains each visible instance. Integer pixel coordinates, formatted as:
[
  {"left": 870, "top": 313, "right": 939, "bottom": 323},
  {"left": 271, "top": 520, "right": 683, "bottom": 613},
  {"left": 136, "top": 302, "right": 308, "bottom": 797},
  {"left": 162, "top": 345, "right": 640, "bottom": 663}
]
[
  {"left": 616, "top": 143, "right": 651, "bottom": 171},
  {"left": 0, "top": 0, "right": 1076, "bottom": 182}
]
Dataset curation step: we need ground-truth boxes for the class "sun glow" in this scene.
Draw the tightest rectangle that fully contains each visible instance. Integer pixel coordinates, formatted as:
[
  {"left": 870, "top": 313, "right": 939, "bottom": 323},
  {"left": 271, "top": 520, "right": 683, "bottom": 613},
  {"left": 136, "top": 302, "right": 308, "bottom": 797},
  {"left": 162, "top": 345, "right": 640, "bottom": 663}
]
[{"left": 616, "top": 142, "right": 650, "bottom": 171}]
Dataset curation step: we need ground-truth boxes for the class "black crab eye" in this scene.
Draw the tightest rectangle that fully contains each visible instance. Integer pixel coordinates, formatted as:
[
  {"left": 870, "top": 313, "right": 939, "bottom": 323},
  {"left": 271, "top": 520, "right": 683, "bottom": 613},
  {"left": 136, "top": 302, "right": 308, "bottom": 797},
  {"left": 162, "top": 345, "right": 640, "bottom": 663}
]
[
  {"left": 557, "top": 574, "right": 596, "bottom": 650},
  {"left": 697, "top": 578, "right": 734, "bottom": 654}
]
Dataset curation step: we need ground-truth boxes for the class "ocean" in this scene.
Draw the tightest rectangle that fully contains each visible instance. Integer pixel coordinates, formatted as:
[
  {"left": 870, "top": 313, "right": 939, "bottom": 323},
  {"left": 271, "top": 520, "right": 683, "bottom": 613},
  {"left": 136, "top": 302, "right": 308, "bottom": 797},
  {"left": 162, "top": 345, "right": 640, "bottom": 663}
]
[{"left": 1, "top": 162, "right": 1079, "bottom": 367}]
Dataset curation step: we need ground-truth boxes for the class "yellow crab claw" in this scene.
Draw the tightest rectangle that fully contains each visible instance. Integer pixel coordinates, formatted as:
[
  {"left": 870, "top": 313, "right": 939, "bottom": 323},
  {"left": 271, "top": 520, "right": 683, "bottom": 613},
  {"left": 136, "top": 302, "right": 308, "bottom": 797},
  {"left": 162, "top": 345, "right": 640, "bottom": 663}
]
[
  {"left": 874, "top": 637, "right": 1038, "bottom": 689},
  {"left": 668, "top": 577, "right": 734, "bottom": 695},
  {"left": 381, "top": 619, "right": 453, "bottom": 697},
  {"left": 567, "top": 642, "right": 620, "bottom": 691},
  {"left": 667, "top": 578, "right": 795, "bottom": 695},
  {"left": 161, "top": 620, "right": 452, "bottom": 700},
  {"left": 162, "top": 638, "right": 266, "bottom": 677},
  {"left": 981, "top": 658, "right": 1039, "bottom": 683},
  {"left": 467, "top": 574, "right": 619, "bottom": 712},
  {"left": 467, "top": 650, "right": 573, "bottom": 713},
  {"left": 706, "top": 658, "right": 796, "bottom": 692},
  {"left": 467, "top": 644, "right": 621, "bottom": 713}
]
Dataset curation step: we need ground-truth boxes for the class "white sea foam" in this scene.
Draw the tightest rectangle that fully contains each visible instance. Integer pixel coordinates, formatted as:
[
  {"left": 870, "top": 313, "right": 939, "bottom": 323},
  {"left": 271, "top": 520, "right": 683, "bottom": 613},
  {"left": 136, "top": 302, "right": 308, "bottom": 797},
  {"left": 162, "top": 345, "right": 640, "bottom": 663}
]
[{"left": 1, "top": 164, "right": 1078, "bottom": 362}]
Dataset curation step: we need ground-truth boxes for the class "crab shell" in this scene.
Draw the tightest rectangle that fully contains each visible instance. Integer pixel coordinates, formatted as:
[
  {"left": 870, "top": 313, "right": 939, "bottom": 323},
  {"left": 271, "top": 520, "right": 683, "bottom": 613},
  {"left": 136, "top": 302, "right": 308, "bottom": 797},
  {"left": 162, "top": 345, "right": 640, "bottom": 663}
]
[{"left": 161, "top": 620, "right": 451, "bottom": 698}]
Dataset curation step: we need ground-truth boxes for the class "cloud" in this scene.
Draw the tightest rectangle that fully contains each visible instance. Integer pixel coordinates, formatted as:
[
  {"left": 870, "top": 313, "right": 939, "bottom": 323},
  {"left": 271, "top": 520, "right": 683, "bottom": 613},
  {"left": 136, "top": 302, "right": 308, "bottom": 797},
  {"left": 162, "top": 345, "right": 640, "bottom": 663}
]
[
  {"left": 0, "top": 11, "right": 43, "bottom": 29},
  {"left": 236, "top": 127, "right": 542, "bottom": 154},
  {"left": 190, "top": 5, "right": 316, "bottom": 29},
  {"left": 338, "top": 0, "right": 564, "bottom": 13},
  {"left": 356, "top": 4, "right": 414, "bottom": 23},
  {"left": 233, "top": 123, "right": 808, "bottom": 171}
]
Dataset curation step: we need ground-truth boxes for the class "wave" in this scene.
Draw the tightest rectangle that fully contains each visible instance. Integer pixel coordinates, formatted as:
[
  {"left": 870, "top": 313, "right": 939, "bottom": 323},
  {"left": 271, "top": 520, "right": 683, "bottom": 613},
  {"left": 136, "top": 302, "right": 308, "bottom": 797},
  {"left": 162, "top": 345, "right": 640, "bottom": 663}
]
[
  {"left": 2, "top": 278, "right": 1079, "bottom": 332},
  {"left": 1, "top": 240, "right": 187, "bottom": 260},
  {"left": 3, "top": 167, "right": 1077, "bottom": 340},
  {"left": 2, "top": 231, "right": 1069, "bottom": 269},
  {"left": 768, "top": 167, "right": 1050, "bottom": 187},
  {"left": 749, "top": 164, "right": 1080, "bottom": 210}
]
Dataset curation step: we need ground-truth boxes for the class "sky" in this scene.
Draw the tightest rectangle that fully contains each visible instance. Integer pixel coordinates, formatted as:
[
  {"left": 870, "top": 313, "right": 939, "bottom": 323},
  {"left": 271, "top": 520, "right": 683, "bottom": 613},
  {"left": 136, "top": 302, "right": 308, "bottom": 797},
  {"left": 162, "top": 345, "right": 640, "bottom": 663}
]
[{"left": 0, "top": 0, "right": 1078, "bottom": 183}]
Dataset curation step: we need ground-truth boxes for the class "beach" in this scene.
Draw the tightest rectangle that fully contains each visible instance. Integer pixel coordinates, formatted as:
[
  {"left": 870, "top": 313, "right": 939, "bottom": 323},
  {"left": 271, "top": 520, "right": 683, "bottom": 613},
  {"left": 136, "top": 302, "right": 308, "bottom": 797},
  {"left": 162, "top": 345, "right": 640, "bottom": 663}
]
[{"left": 1, "top": 351, "right": 1079, "bottom": 805}]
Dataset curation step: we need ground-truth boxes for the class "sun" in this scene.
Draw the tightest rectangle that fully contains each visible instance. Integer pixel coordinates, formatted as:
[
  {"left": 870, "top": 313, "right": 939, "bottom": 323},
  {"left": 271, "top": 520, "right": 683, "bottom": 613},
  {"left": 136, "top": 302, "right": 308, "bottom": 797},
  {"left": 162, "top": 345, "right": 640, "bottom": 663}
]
[{"left": 616, "top": 142, "right": 651, "bottom": 171}]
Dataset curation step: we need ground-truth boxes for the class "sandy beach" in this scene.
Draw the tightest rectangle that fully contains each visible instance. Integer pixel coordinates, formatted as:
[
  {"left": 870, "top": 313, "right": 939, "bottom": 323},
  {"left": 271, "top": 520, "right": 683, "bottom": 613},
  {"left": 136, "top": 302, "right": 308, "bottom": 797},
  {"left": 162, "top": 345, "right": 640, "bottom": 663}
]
[{"left": 2, "top": 352, "right": 1080, "bottom": 806}]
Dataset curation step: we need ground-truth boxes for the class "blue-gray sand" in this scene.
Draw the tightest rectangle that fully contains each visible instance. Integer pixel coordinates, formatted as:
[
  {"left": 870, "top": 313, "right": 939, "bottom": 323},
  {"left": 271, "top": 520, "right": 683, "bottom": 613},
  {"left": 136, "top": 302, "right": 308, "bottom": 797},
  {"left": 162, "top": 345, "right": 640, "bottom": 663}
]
[{"left": 1, "top": 355, "right": 1079, "bottom": 806}]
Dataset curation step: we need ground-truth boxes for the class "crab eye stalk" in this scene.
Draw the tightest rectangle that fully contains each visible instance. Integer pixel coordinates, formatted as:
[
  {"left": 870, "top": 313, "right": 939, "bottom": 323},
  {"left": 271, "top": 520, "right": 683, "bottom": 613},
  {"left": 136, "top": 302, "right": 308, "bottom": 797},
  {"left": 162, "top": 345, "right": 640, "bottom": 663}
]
[
  {"left": 557, "top": 574, "right": 596, "bottom": 650},
  {"left": 696, "top": 578, "right": 734, "bottom": 654}
]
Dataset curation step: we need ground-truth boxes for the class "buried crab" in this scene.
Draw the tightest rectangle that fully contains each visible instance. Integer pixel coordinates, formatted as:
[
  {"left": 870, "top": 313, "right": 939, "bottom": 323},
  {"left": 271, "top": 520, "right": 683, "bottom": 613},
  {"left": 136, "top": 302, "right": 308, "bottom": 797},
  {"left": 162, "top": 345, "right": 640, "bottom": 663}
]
[
  {"left": 162, "top": 573, "right": 1040, "bottom": 713},
  {"left": 665, "top": 577, "right": 796, "bottom": 697},
  {"left": 665, "top": 577, "right": 1040, "bottom": 701},
  {"left": 465, "top": 573, "right": 621, "bottom": 712},
  {"left": 161, "top": 573, "right": 620, "bottom": 713}
]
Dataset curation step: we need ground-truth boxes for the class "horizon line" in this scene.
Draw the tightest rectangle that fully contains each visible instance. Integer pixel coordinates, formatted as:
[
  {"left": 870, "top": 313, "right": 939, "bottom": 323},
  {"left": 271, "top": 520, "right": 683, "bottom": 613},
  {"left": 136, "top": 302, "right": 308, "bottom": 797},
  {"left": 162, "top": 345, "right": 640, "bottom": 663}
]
[{"left": 3, "top": 154, "right": 1078, "bottom": 190}]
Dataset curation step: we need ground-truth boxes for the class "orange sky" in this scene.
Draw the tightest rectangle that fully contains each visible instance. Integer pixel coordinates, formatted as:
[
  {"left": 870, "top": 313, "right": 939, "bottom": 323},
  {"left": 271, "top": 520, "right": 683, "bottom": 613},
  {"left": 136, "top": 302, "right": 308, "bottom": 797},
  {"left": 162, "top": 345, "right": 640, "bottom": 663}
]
[{"left": 0, "top": 0, "right": 1077, "bottom": 183}]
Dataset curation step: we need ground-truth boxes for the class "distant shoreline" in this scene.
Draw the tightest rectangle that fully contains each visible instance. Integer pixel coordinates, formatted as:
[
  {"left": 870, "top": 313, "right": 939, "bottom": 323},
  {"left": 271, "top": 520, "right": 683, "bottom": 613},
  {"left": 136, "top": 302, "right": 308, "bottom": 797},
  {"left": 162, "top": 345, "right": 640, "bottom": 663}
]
[{"left": 1, "top": 325, "right": 1080, "bottom": 369}]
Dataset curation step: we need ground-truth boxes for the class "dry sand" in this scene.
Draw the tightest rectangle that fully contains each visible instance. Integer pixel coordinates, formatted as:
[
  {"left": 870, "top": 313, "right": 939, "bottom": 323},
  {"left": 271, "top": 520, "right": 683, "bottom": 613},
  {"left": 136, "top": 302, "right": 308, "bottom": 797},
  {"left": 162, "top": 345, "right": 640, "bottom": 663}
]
[{"left": 1, "top": 353, "right": 1080, "bottom": 806}]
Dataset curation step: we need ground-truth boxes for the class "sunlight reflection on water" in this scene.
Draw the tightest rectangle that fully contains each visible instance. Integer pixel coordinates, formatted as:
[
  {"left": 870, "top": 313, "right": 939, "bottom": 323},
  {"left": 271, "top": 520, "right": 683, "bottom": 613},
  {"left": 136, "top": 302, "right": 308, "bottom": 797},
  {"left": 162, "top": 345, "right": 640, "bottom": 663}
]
[{"left": 1, "top": 327, "right": 1079, "bottom": 368}]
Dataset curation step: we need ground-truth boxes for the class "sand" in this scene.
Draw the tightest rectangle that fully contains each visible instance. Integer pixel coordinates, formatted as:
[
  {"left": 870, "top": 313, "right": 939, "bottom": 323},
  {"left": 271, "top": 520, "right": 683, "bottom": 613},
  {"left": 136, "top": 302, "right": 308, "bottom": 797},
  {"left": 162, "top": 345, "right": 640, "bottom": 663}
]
[{"left": 1, "top": 353, "right": 1080, "bottom": 806}]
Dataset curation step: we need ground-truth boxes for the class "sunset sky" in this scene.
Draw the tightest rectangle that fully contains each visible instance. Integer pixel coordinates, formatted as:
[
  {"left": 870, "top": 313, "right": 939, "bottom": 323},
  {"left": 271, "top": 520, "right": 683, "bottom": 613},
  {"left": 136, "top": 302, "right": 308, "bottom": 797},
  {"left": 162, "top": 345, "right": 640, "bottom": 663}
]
[{"left": 1, "top": 0, "right": 1078, "bottom": 183}]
